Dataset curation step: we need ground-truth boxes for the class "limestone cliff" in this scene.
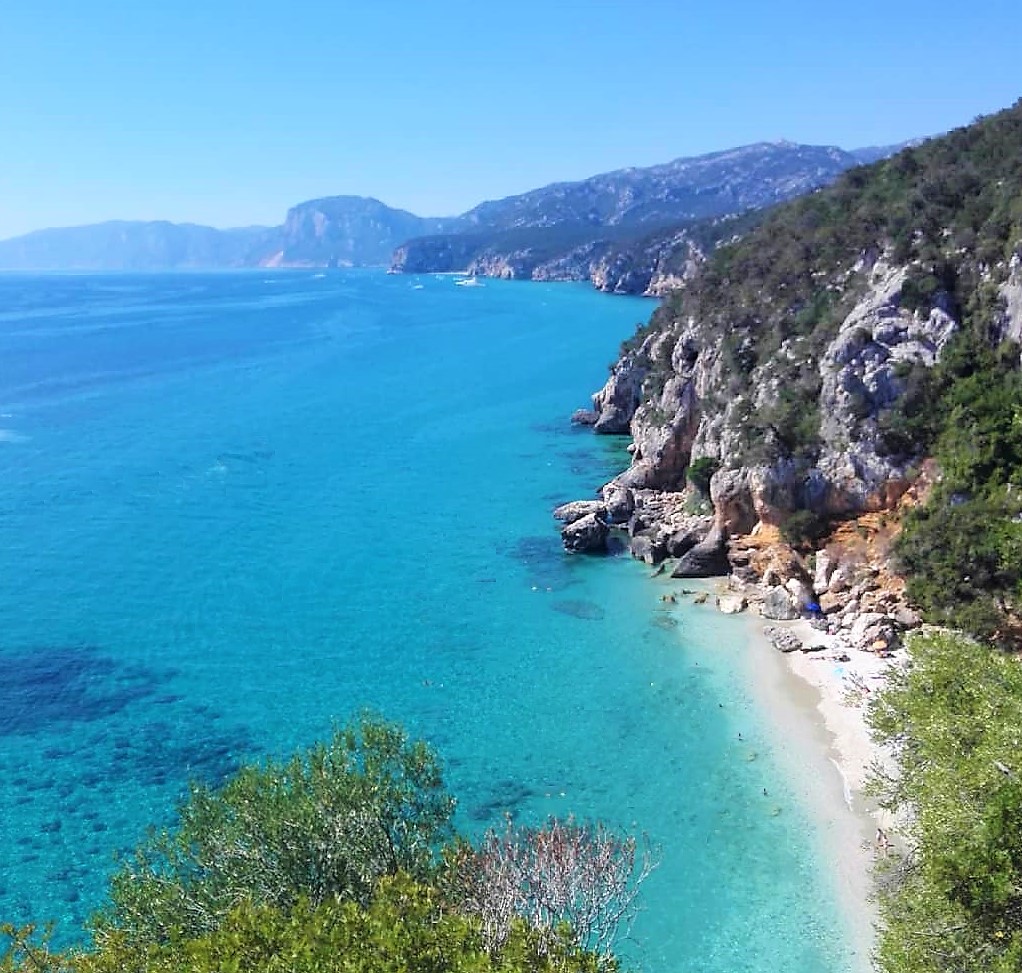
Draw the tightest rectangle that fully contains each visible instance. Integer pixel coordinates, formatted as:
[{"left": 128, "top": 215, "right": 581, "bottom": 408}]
[{"left": 558, "top": 100, "right": 1022, "bottom": 639}]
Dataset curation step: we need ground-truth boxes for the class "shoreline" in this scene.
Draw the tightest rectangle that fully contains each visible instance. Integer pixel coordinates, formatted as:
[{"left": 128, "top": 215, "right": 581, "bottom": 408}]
[{"left": 688, "top": 580, "right": 894, "bottom": 972}]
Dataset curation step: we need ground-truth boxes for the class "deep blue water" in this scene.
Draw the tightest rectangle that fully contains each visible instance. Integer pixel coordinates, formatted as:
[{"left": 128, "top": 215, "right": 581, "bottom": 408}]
[{"left": 0, "top": 270, "right": 856, "bottom": 971}]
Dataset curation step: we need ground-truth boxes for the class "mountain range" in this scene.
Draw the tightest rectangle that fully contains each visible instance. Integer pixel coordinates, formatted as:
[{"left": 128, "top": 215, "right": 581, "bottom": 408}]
[{"left": 0, "top": 139, "right": 916, "bottom": 287}]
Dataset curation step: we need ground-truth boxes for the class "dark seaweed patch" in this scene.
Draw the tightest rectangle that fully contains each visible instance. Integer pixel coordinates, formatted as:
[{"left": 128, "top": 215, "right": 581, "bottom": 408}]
[
  {"left": 468, "top": 778, "right": 536, "bottom": 823},
  {"left": 0, "top": 645, "right": 162, "bottom": 736},
  {"left": 502, "top": 535, "right": 576, "bottom": 592},
  {"left": 551, "top": 599, "right": 606, "bottom": 621}
]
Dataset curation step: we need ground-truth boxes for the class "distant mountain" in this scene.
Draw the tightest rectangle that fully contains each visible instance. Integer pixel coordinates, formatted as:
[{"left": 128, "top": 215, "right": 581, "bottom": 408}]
[
  {"left": 457, "top": 142, "right": 861, "bottom": 231},
  {"left": 0, "top": 138, "right": 919, "bottom": 276},
  {"left": 0, "top": 221, "right": 271, "bottom": 271},
  {"left": 390, "top": 141, "right": 914, "bottom": 290},
  {"left": 260, "top": 196, "right": 454, "bottom": 268}
]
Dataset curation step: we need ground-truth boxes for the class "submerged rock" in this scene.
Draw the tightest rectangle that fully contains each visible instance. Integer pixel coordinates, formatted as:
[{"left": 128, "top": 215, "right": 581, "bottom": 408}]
[{"left": 552, "top": 599, "right": 606, "bottom": 620}]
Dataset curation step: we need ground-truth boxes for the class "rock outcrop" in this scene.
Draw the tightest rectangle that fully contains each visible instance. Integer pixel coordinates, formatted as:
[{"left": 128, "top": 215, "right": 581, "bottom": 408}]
[
  {"left": 561, "top": 513, "right": 609, "bottom": 554},
  {"left": 553, "top": 104, "right": 1022, "bottom": 656}
]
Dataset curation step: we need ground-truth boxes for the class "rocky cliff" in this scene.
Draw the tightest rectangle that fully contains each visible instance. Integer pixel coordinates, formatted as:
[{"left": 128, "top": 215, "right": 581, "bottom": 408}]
[
  {"left": 262, "top": 197, "right": 455, "bottom": 268},
  {"left": 560, "top": 100, "right": 1022, "bottom": 643}
]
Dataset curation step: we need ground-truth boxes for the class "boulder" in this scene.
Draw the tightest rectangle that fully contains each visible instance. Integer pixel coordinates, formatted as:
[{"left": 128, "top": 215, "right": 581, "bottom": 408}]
[
  {"left": 813, "top": 551, "right": 836, "bottom": 594},
  {"left": 571, "top": 408, "right": 600, "bottom": 426},
  {"left": 848, "top": 612, "right": 899, "bottom": 650},
  {"left": 763, "top": 626, "right": 803, "bottom": 653},
  {"left": 630, "top": 532, "right": 667, "bottom": 565},
  {"left": 664, "top": 522, "right": 711, "bottom": 557},
  {"left": 601, "top": 483, "right": 635, "bottom": 524},
  {"left": 717, "top": 594, "right": 747, "bottom": 615},
  {"left": 827, "top": 564, "right": 855, "bottom": 593},
  {"left": 819, "top": 590, "right": 851, "bottom": 614},
  {"left": 671, "top": 528, "right": 730, "bottom": 578},
  {"left": 561, "top": 513, "right": 609, "bottom": 553},
  {"left": 849, "top": 612, "right": 886, "bottom": 645},
  {"left": 552, "top": 500, "right": 606, "bottom": 524},
  {"left": 762, "top": 586, "right": 800, "bottom": 621},
  {"left": 892, "top": 605, "right": 923, "bottom": 628}
]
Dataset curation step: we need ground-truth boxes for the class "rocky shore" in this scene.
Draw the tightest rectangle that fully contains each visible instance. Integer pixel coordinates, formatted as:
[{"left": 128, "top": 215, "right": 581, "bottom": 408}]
[{"left": 555, "top": 477, "right": 924, "bottom": 657}]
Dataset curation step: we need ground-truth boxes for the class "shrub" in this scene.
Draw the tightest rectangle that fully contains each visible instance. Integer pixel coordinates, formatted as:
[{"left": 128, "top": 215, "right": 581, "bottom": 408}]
[
  {"left": 686, "top": 456, "right": 720, "bottom": 495},
  {"left": 868, "top": 632, "right": 1022, "bottom": 973},
  {"left": 779, "top": 509, "right": 829, "bottom": 549},
  {"left": 96, "top": 714, "right": 455, "bottom": 944}
]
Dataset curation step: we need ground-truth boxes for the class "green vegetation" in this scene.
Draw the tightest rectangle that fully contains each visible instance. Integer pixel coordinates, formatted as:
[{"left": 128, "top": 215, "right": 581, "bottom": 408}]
[
  {"left": 778, "top": 509, "right": 829, "bottom": 550},
  {"left": 685, "top": 456, "right": 720, "bottom": 495},
  {"left": 869, "top": 632, "right": 1022, "bottom": 973},
  {"left": 97, "top": 717, "right": 455, "bottom": 945},
  {"left": 1, "top": 716, "right": 649, "bottom": 973},
  {"left": 640, "top": 99, "right": 1022, "bottom": 465},
  {"left": 3, "top": 878, "right": 600, "bottom": 973},
  {"left": 894, "top": 336, "right": 1022, "bottom": 643}
]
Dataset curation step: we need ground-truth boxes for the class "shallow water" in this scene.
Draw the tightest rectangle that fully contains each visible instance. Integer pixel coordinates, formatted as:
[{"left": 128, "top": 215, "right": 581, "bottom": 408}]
[{"left": 0, "top": 270, "right": 856, "bottom": 970}]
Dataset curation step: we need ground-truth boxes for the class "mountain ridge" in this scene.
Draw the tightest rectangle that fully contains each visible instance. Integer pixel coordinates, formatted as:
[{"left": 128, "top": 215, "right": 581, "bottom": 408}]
[
  {"left": 556, "top": 98, "right": 1022, "bottom": 645},
  {"left": 390, "top": 140, "right": 918, "bottom": 291},
  {"left": 0, "top": 139, "right": 917, "bottom": 275}
]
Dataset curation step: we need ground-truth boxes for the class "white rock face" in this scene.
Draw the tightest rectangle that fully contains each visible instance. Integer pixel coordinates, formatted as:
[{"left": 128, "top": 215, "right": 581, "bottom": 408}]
[
  {"left": 813, "top": 551, "right": 836, "bottom": 593},
  {"left": 998, "top": 248, "right": 1022, "bottom": 346},
  {"left": 784, "top": 577, "right": 815, "bottom": 609},
  {"left": 815, "top": 262, "right": 958, "bottom": 513},
  {"left": 761, "top": 585, "right": 800, "bottom": 620}
]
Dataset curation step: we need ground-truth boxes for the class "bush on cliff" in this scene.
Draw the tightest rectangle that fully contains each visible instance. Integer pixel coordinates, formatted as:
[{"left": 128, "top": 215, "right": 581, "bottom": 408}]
[
  {"left": 894, "top": 334, "right": 1022, "bottom": 644},
  {"left": 868, "top": 631, "right": 1022, "bottom": 973}
]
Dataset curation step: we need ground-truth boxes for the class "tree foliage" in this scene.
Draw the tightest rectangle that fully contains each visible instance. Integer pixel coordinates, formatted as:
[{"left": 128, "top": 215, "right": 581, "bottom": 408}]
[
  {"left": 868, "top": 632, "right": 1022, "bottom": 972},
  {"left": 96, "top": 714, "right": 455, "bottom": 945},
  {"left": 2, "top": 717, "right": 647, "bottom": 973},
  {"left": 3, "top": 877, "right": 605, "bottom": 973},
  {"left": 894, "top": 336, "right": 1022, "bottom": 643}
]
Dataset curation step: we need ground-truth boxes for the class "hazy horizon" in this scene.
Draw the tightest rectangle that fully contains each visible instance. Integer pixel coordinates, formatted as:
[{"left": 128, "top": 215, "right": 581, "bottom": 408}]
[
  {"left": 0, "top": 134, "right": 924, "bottom": 240},
  {"left": 1, "top": 0, "right": 1018, "bottom": 239}
]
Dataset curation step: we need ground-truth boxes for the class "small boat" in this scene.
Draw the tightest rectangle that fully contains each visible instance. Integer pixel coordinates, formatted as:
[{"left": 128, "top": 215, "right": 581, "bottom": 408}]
[{"left": 455, "top": 276, "right": 484, "bottom": 287}]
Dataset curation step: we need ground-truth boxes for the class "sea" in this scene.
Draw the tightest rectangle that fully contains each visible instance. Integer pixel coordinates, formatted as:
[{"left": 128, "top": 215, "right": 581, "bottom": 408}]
[{"left": 0, "top": 269, "right": 858, "bottom": 971}]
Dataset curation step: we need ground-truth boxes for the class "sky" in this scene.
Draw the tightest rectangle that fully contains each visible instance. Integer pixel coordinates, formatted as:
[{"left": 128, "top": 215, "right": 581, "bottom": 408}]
[{"left": 0, "top": 0, "right": 1019, "bottom": 239}]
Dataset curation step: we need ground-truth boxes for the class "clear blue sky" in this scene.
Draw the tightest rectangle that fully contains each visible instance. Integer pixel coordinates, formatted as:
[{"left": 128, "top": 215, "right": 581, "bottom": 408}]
[{"left": 0, "top": 0, "right": 1019, "bottom": 238}]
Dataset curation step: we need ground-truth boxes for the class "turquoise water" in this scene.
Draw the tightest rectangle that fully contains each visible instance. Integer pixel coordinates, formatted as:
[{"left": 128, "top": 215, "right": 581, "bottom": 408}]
[{"left": 0, "top": 270, "right": 855, "bottom": 971}]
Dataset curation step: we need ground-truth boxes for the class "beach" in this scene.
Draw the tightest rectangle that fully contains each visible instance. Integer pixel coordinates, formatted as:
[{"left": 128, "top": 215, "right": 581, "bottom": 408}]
[{"left": 691, "top": 581, "right": 900, "bottom": 973}]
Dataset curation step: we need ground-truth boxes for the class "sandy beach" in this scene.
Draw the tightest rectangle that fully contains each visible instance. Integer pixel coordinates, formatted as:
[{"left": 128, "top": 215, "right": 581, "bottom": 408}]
[{"left": 734, "top": 601, "right": 900, "bottom": 972}]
